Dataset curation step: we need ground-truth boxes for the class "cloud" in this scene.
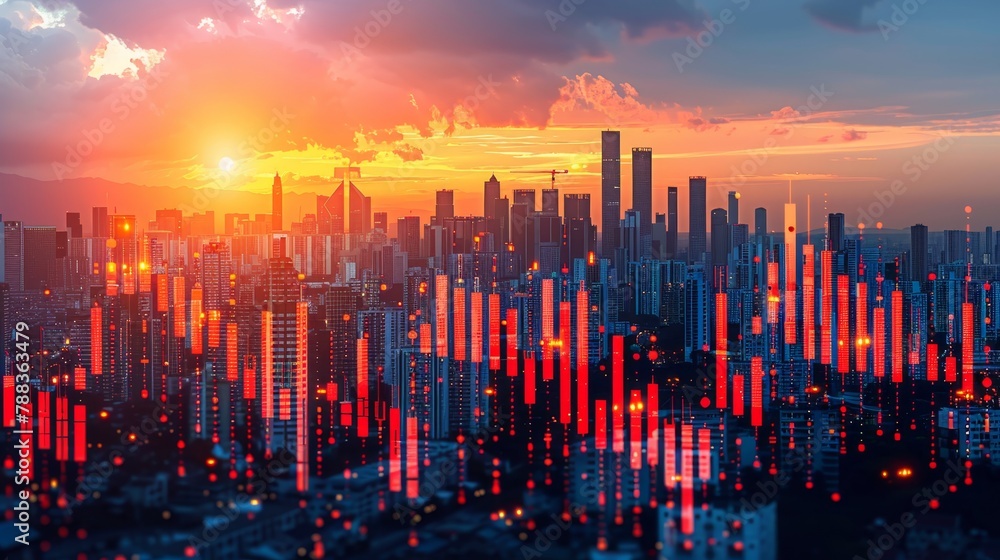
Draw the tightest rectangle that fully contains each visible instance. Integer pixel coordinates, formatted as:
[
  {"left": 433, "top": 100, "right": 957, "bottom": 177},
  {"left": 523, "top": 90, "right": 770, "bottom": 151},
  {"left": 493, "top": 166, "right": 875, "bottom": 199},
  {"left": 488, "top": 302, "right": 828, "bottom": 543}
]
[
  {"left": 804, "top": 0, "right": 884, "bottom": 32},
  {"left": 841, "top": 128, "right": 869, "bottom": 141}
]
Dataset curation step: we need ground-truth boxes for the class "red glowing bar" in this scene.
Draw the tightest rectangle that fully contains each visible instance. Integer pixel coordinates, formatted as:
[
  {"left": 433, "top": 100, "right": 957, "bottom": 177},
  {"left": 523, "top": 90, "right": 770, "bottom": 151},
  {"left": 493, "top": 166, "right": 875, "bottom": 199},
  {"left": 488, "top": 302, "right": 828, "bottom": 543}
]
[
  {"left": 803, "top": 245, "right": 816, "bottom": 360},
  {"left": 506, "top": 308, "right": 518, "bottom": 377},
  {"left": 751, "top": 356, "right": 763, "bottom": 427},
  {"left": 837, "top": 275, "right": 850, "bottom": 374},
  {"left": 207, "top": 310, "right": 221, "bottom": 349},
  {"left": 647, "top": 383, "right": 658, "bottom": 467},
  {"left": 74, "top": 367, "right": 86, "bottom": 391},
  {"left": 173, "top": 276, "right": 186, "bottom": 339},
  {"left": 577, "top": 288, "right": 589, "bottom": 435},
  {"left": 2, "top": 376, "right": 12, "bottom": 427},
  {"left": 560, "top": 301, "right": 571, "bottom": 424},
  {"left": 389, "top": 407, "right": 402, "bottom": 492},
  {"left": 892, "top": 290, "right": 903, "bottom": 383},
  {"left": 453, "top": 287, "right": 466, "bottom": 361},
  {"left": 261, "top": 310, "right": 273, "bottom": 419},
  {"left": 524, "top": 352, "right": 536, "bottom": 405},
  {"left": 357, "top": 337, "right": 369, "bottom": 438},
  {"left": 435, "top": 274, "right": 448, "bottom": 357},
  {"left": 733, "top": 374, "right": 745, "bottom": 416},
  {"left": 38, "top": 391, "right": 51, "bottom": 450},
  {"left": 612, "top": 335, "right": 625, "bottom": 453},
  {"left": 856, "top": 282, "right": 868, "bottom": 374},
  {"left": 91, "top": 305, "right": 103, "bottom": 376},
  {"left": 767, "top": 262, "right": 779, "bottom": 324},
  {"left": 595, "top": 400, "right": 607, "bottom": 450},
  {"left": 406, "top": 415, "right": 419, "bottom": 498},
  {"left": 296, "top": 301, "right": 309, "bottom": 492},
  {"left": 156, "top": 275, "right": 169, "bottom": 313},
  {"left": 488, "top": 293, "right": 501, "bottom": 370},
  {"left": 420, "top": 323, "right": 431, "bottom": 354},
  {"left": 244, "top": 360, "right": 257, "bottom": 400},
  {"left": 629, "top": 390, "right": 643, "bottom": 470},
  {"left": 73, "top": 404, "right": 86, "bottom": 463},
  {"left": 715, "top": 292, "right": 727, "bottom": 409},
  {"left": 471, "top": 291, "right": 483, "bottom": 364},
  {"left": 873, "top": 307, "right": 885, "bottom": 378},
  {"left": 56, "top": 396, "right": 68, "bottom": 462},
  {"left": 226, "top": 323, "right": 238, "bottom": 381},
  {"left": 698, "top": 428, "right": 711, "bottom": 481},
  {"left": 962, "top": 302, "right": 974, "bottom": 393},
  {"left": 945, "top": 356, "right": 957, "bottom": 383},
  {"left": 279, "top": 388, "right": 291, "bottom": 421},
  {"left": 821, "top": 250, "right": 833, "bottom": 364},
  {"left": 190, "top": 286, "right": 203, "bottom": 355},
  {"left": 752, "top": 316, "right": 762, "bottom": 335},
  {"left": 542, "top": 279, "right": 554, "bottom": 380},
  {"left": 927, "top": 343, "right": 939, "bottom": 381},
  {"left": 664, "top": 421, "right": 676, "bottom": 489},
  {"left": 681, "top": 423, "right": 694, "bottom": 535}
]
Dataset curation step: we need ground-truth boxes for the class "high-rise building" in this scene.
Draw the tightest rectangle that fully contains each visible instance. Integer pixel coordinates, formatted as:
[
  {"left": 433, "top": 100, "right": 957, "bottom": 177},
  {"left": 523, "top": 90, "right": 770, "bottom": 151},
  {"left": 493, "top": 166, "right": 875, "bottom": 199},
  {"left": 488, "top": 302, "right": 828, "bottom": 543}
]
[
  {"left": 632, "top": 147, "right": 653, "bottom": 258},
  {"left": 373, "top": 212, "right": 388, "bottom": 233},
  {"left": 397, "top": 216, "right": 422, "bottom": 257},
  {"left": 666, "top": 186, "right": 678, "bottom": 259},
  {"left": 513, "top": 189, "right": 536, "bottom": 213},
  {"left": 710, "top": 209, "right": 729, "bottom": 267},
  {"left": 272, "top": 173, "right": 283, "bottom": 232},
  {"left": 564, "top": 193, "right": 594, "bottom": 264},
  {"left": 484, "top": 174, "right": 501, "bottom": 220},
  {"left": 66, "top": 212, "right": 83, "bottom": 238},
  {"left": 911, "top": 224, "right": 929, "bottom": 281},
  {"left": 755, "top": 207, "right": 767, "bottom": 238},
  {"left": 828, "top": 213, "right": 845, "bottom": 252},
  {"left": 323, "top": 181, "right": 371, "bottom": 234},
  {"left": 601, "top": 130, "right": 621, "bottom": 259},
  {"left": 3, "top": 221, "right": 23, "bottom": 291},
  {"left": 22, "top": 226, "right": 56, "bottom": 291},
  {"left": 155, "top": 209, "right": 183, "bottom": 236},
  {"left": 435, "top": 190, "right": 455, "bottom": 225},
  {"left": 728, "top": 191, "right": 740, "bottom": 226},
  {"left": 92, "top": 207, "right": 109, "bottom": 238},
  {"left": 541, "top": 188, "right": 559, "bottom": 215},
  {"left": 688, "top": 176, "right": 707, "bottom": 263}
]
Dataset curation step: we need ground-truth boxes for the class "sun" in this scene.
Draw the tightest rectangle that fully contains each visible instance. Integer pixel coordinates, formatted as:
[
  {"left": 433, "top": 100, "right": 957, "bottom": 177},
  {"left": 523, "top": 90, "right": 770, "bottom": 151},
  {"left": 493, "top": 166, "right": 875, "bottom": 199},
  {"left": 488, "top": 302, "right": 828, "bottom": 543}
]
[{"left": 219, "top": 156, "right": 236, "bottom": 172}]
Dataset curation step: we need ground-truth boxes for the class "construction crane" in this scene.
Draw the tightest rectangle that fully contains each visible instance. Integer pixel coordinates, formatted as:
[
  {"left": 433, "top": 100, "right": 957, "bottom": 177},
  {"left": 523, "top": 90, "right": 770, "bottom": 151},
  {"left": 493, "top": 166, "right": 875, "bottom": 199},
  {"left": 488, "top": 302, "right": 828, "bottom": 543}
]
[{"left": 510, "top": 169, "right": 568, "bottom": 190}]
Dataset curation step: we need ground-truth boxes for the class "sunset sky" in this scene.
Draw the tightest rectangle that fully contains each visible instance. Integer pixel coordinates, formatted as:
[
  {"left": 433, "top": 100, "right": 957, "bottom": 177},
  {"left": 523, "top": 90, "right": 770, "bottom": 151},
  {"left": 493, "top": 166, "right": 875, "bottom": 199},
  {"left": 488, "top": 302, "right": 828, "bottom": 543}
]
[{"left": 1, "top": 0, "right": 998, "bottom": 230}]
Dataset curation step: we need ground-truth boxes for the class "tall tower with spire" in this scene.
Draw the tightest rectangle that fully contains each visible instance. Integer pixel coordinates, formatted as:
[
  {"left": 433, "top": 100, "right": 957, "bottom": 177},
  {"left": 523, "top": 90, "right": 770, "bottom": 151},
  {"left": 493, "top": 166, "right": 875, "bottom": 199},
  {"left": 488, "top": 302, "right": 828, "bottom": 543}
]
[{"left": 272, "top": 172, "right": 283, "bottom": 232}]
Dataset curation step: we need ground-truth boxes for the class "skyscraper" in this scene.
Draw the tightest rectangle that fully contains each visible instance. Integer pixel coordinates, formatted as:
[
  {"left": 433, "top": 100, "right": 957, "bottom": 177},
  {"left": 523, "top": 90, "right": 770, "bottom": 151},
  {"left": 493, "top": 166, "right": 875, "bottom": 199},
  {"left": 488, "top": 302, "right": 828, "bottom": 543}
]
[
  {"left": 710, "top": 209, "right": 729, "bottom": 267},
  {"left": 272, "top": 173, "right": 283, "bottom": 232},
  {"left": 542, "top": 189, "right": 559, "bottom": 215},
  {"left": 632, "top": 147, "right": 652, "bottom": 258},
  {"left": 484, "top": 174, "right": 501, "bottom": 220},
  {"left": 92, "top": 206, "right": 108, "bottom": 238},
  {"left": 601, "top": 131, "right": 621, "bottom": 260},
  {"left": 435, "top": 190, "right": 455, "bottom": 224},
  {"left": 688, "top": 177, "right": 707, "bottom": 263},
  {"left": 728, "top": 191, "right": 740, "bottom": 226},
  {"left": 66, "top": 212, "right": 83, "bottom": 239},
  {"left": 667, "top": 186, "right": 678, "bottom": 259},
  {"left": 3, "top": 221, "right": 23, "bottom": 291},
  {"left": 910, "top": 224, "right": 929, "bottom": 282},
  {"left": 754, "top": 207, "right": 767, "bottom": 238},
  {"left": 828, "top": 213, "right": 845, "bottom": 252}
]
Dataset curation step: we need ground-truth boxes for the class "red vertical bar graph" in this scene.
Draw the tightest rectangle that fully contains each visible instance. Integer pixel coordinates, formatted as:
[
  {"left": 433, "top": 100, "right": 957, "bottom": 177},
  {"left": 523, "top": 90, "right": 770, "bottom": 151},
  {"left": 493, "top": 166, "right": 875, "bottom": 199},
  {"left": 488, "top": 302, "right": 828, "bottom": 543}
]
[
  {"left": 56, "top": 396, "right": 69, "bottom": 462},
  {"left": 733, "top": 374, "right": 745, "bottom": 417},
  {"left": 892, "top": 290, "right": 903, "bottom": 383},
  {"left": 962, "top": 302, "right": 974, "bottom": 393},
  {"left": 471, "top": 291, "right": 483, "bottom": 364},
  {"left": 357, "top": 337, "right": 369, "bottom": 438},
  {"left": 664, "top": 421, "right": 676, "bottom": 489},
  {"left": 629, "top": 390, "right": 643, "bottom": 470},
  {"left": 453, "top": 287, "right": 466, "bottom": 362},
  {"left": 406, "top": 415, "right": 419, "bottom": 498},
  {"left": 698, "top": 428, "right": 711, "bottom": 481},
  {"left": 91, "top": 305, "right": 103, "bottom": 376},
  {"left": 803, "top": 245, "right": 816, "bottom": 361},
  {"left": 873, "top": 307, "right": 885, "bottom": 378},
  {"left": 715, "top": 292, "right": 727, "bottom": 409},
  {"left": 680, "top": 423, "right": 694, "bottom": 535},
  {"left": 927, "top": 343, "right": 939, "bottom": 381},
  {"left": 435, "top": 274, "right": 448, "bottom": 357},
  {"left": 751, "top": 356, "right": 763, "bottom": 427},
  {"left": 389, "top": 407, "right": 402, "bottom": 492},
  {"left": 73, "top": 404, "right": 87, "bottom": 463},
  {"left": 226, "top": 323, "right": 238, "bottom": 381},
  {"left": 261, "top": 311, "right": 273, "bottom": 419},
  {"left": 856, "top": 282, "right": 868, "bottom": 374},
  {"left": 595, "top": 400, "right": 607, "bottom": 450},
  {"left": 524, "top": 353, "right": 536, "bottom": 405},
  {"left": 506, "top": 308, "right": 518, "bottom": 378},
  {"left": 577, "top": 288, "right": 589, "bottom": 435},
  {"left": 37, "top": 391, "right": 51, "bottom": 450},
  {"left": 837, "top": 274, "right": 850, "bottom": 374},
  {"left": 647, "top": 383, "right": 659, "bottom": 467},
  {"left": 559, "top": 301, "right": 571, "bottom": 425},
  {"left": 821, "top": 250, "right": 833, "bottom": 365},
  {"left": 488, "top": 293, "right": 501, "bottom": 370},
  {"left": 612, "top": 335, "right": 625, "bottom": 453}
]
